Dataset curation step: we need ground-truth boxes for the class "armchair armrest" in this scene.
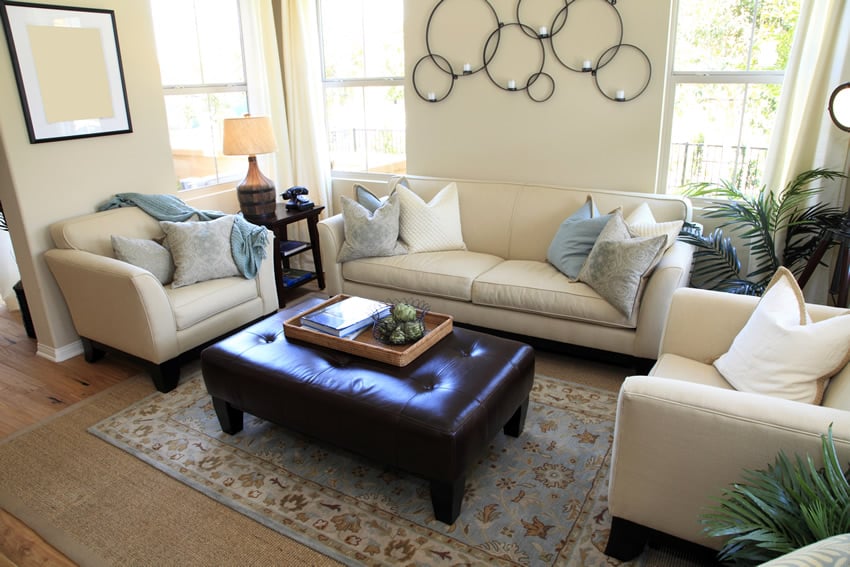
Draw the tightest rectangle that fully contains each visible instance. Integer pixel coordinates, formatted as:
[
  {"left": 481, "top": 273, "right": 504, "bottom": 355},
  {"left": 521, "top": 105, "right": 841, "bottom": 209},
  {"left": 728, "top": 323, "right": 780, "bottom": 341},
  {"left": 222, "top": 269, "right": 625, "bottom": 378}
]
[
  {"left": 45, "top": 248, "right": 179, "bottom": 362},
  {"left": 318, "top": 214, "right": 345, "bottom": 295},
  {"left": 659, "top": 287, "right": 759, "bottom": 363},
  {"left": 608, "top": 375, "right": 850, "bottom": 549},
  {"left": 633, "top": 241, "right": 694, "bottom": 359}
]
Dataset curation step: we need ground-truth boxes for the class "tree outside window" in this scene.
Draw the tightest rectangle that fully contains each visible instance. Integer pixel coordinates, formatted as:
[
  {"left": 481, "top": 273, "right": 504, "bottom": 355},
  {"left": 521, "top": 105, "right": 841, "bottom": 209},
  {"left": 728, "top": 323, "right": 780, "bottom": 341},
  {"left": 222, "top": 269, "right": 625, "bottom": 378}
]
[
  {"left": 318, "top": 0, "right": 405, "bottom": 174},
  {"left": 665, "top": 0, "right": 800, "bottom": 197}
]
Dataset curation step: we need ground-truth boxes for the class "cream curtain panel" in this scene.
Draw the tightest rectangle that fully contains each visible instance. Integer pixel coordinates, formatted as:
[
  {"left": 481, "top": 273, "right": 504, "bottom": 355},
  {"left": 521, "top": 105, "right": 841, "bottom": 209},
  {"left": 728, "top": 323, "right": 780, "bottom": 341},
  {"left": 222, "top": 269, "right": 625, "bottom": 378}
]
[
  {"left": 242, "top": 0, "right": 331, "bottom": 271},
  {"left": 761, "top": 0, "right": 850, "bottom": 302}
]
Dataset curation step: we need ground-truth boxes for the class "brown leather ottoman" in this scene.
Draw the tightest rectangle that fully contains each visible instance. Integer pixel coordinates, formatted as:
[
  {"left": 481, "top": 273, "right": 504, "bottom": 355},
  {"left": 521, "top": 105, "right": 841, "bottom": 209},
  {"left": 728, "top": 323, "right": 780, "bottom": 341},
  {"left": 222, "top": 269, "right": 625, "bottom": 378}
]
[{"left": 200, "top": 297, "right": 534, "bottom": 524}]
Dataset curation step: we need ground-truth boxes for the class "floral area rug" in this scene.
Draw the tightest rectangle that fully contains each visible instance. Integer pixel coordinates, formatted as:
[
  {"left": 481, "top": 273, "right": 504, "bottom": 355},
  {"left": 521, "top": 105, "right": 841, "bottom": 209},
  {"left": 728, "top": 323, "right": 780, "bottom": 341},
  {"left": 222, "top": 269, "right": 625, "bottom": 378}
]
[{"left": 89, "top": 371, "right": 625, "bottom": 566}]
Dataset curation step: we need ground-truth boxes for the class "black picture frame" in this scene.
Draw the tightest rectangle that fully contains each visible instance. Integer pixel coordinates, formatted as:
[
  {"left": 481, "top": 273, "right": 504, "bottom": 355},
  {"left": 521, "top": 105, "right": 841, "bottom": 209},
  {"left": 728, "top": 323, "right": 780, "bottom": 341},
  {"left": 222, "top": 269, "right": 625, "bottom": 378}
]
[{"left": 0, "top": 1, "right": 132, "bottom": 143}]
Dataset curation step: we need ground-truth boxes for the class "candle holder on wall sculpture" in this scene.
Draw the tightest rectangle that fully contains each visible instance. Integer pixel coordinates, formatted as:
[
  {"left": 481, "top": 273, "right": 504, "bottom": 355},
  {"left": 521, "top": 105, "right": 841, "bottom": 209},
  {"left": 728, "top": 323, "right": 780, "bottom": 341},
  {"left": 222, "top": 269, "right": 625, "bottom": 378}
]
[{"left": 413, "top": 0, "right": 651, "bottom": 104}]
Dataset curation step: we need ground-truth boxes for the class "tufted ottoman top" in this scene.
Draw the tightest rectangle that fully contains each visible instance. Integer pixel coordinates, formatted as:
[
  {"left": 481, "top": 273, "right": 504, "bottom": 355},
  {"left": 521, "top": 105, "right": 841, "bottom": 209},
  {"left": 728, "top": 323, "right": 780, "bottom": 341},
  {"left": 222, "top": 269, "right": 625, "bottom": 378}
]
[{"left": 201, "top": 297, "right": 535, "bottom": 484}]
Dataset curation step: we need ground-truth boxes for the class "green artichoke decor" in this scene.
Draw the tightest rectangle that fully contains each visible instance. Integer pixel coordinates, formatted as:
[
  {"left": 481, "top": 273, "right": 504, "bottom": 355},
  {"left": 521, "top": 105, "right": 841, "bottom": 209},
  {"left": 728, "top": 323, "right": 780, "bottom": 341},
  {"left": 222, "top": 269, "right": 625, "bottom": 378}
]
[{"left": 372, "top": 300, "right": 427, "bottom": 345}]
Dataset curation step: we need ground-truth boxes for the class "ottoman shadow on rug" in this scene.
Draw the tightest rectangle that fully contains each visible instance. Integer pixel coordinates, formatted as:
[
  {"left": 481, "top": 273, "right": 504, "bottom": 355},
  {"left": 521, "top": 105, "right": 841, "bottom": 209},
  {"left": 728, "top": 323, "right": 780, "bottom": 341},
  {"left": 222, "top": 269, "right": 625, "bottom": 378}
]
[{"left": 89, "top": 371, "right": 626, "bottom": 566}]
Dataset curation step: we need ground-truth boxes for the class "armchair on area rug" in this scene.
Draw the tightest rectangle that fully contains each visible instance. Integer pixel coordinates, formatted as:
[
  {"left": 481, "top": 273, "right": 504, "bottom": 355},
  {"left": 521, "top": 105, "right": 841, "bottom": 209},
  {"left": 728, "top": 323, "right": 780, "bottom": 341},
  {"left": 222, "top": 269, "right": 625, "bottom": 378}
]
[
  {"left": 605, "top": 268, "right": 850, "bottom": 561},
  {"left": 45, "top": 206, "right": 278, "bottom": 392}
]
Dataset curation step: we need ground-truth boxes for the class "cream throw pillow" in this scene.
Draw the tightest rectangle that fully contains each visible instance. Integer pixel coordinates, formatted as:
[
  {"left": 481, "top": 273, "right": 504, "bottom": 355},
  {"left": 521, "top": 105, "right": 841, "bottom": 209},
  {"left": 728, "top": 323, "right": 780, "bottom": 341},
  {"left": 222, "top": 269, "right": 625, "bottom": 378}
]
[
  {"left": 713, "top": 267, "right": 850, "bottom": 405},
  {"left": 396, "top": 182, "right": 466, "bottom": 253},
  {"left": 625, "top": 202, "right": 683, "bottom": 250}
]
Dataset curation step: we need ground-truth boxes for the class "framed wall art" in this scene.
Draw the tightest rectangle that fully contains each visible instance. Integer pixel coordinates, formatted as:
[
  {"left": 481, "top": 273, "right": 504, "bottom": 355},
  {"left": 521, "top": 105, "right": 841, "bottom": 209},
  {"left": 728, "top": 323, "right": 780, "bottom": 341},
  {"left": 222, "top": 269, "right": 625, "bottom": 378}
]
[{"left": 0, "top": 1, "right": 132, "bottom": 143}]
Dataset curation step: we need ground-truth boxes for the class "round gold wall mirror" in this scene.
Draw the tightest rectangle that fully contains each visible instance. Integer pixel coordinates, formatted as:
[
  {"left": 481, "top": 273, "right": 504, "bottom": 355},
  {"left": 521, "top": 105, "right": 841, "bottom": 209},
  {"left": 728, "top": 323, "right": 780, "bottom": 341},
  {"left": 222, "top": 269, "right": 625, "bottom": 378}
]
[{"left": 829, "top": 82, "right": 850, "bottom": 132}]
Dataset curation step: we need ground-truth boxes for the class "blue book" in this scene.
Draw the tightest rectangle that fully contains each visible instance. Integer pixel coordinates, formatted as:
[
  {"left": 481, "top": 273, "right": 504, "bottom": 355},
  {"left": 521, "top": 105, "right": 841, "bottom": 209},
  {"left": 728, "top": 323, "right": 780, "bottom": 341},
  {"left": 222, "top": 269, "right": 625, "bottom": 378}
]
[{"left": 301, "top": 297, "right": 389, "bottom": 337}]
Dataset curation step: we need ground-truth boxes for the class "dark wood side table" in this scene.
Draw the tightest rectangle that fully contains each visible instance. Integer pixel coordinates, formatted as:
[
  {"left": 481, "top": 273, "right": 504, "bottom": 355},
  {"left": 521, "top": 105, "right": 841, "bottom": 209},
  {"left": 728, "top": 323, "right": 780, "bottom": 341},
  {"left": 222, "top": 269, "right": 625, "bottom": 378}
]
[{"left": 254, "top": 204, "right": 325, "bottom": 307}]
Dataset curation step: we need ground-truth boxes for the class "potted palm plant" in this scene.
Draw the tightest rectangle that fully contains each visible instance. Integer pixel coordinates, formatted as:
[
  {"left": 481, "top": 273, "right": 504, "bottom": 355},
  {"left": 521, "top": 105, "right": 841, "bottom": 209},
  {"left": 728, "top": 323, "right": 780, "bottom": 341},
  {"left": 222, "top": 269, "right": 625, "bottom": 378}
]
[
  {"left": 679, "top": 168, "right": 846, "bottom": 295},
  {"left": 702, "top": 426, "right": 850, "bottom": 565}
]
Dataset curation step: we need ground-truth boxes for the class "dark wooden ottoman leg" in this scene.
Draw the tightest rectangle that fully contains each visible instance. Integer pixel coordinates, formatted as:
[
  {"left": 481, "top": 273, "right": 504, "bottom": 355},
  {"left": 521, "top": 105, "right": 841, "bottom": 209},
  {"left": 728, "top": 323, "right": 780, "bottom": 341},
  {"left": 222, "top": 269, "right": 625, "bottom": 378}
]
[
  {"left": 430, "top": 475, "right": 465, "bottom": 524},
  {"left": 503, "top": 396, "right": 529, "bottom": 437},
  {"left": 212, "top": 397, "right": 244, "bottom": 434}
]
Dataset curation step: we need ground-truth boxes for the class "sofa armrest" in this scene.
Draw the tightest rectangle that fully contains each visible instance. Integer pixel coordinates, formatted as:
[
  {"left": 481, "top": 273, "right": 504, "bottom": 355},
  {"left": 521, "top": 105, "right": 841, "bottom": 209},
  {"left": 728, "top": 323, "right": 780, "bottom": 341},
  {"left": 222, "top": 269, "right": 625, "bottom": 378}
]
[
  {"left": 632, "top": 241, "right": 694, "bottom": 359},
  {"left": 318, "top": 214, "right": 345, "bottom": 295},
  {"left": 608, "top": 375, "right": 850, "bottom": 549},
  {"left": 45, "top": 248, "right": 179, "bottom": 362},
  {"left": 659, "top": 287, "right": 759, "bottom": 363}
]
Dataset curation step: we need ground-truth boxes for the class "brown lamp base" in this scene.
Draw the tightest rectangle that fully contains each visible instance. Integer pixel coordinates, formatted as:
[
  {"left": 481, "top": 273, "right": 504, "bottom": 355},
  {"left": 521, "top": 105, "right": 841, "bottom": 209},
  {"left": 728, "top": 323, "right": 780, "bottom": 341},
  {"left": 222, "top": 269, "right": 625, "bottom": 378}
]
[{"left": 237, "top": 156, "right": 277, "bottom": 220}]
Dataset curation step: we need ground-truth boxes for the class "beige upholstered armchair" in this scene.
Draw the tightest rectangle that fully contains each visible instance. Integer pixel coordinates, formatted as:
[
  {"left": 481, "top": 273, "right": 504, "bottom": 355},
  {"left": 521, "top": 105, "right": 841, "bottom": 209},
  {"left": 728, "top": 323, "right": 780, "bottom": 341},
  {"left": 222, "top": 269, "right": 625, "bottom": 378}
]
[
  {"left": 45, "top": 207, "right": 277, "bottom": 392},
  {"left": 605, "top": 286, "right": 850, "bottom": 560}
]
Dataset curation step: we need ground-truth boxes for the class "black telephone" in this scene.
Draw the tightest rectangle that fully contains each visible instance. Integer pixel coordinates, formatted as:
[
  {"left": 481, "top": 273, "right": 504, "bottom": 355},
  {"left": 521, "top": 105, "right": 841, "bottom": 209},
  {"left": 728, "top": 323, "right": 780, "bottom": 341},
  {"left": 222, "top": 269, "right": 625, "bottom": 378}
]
[{"left": 281, "top": 186, "right": 314, "bottom": 211}]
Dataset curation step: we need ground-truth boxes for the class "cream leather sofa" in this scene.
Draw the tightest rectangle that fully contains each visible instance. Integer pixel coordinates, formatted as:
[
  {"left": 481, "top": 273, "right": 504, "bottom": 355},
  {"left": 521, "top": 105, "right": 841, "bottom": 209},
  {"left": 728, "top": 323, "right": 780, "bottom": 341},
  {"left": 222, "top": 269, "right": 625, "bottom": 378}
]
[
  {"left": 45, "top": 207, "right": 278, "bottom": 392},
  {"left": 605, "top": 287, "right": 850, "bottom": 559},
  {"left": 319, "top": 175, "right": 694, "bottom": 361}
]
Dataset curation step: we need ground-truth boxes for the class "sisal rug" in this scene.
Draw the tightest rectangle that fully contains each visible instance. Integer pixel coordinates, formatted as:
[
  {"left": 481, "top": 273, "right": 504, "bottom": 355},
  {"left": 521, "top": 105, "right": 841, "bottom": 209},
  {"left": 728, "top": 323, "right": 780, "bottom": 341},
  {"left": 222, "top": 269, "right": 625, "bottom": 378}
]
[{"left": 89, "top": 370, "right": 622, "bottom": 566}]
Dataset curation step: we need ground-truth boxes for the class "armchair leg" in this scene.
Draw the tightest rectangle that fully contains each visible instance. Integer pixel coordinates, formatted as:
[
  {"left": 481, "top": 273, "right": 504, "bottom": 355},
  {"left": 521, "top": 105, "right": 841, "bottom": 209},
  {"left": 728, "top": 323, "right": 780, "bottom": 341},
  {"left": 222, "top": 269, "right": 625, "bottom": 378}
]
[
  {"left": 605, "top": 517, "right": 649, "bottom": 561},
  {"left": 81, "top": 338, "right": 105, "bottom": 363},
  {"left": 149, "top": 359, "right": 181, "bottom": 393}
]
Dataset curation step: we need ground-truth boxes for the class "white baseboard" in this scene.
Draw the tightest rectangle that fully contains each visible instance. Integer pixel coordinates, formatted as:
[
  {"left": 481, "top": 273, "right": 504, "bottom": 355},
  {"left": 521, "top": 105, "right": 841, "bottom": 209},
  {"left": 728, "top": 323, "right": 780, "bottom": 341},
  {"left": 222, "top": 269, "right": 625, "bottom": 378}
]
[{"left": 36, "top": 340, "right": 83, "bottom": 362}]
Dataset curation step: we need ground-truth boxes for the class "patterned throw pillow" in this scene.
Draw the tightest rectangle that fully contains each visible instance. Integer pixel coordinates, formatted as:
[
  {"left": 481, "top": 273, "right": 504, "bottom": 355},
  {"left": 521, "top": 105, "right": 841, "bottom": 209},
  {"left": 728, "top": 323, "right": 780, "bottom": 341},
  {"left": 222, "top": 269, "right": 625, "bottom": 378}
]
[
  {"left": 338, "top": 192, "right": 407, "bottom": 262},
  {"left": 111, "top": 235, "right": 174, "bottom": 285},
  {"left": 396, "top": 182, "right": 466, "bottom": 254},
  {"left": 546, "top": 196, "right": 608, "bottom": 280},
  {"left": 713, "top": 267, "right": 850, "bottom": 405},
  {"left": 354, "top": 184, "right": 386, "bottom": 213},
  {"left": 578, "top": 212, "right": 666, "bottom": 316},
  {"left": 160, "top": 215, "right": 240, "bottom": 288}
]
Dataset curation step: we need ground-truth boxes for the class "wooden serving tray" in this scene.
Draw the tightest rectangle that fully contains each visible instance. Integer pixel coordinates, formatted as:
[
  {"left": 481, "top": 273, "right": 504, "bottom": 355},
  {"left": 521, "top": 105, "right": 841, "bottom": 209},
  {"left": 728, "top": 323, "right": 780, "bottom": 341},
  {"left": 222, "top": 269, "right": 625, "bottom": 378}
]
[{"left": 282, "top": 294, "right": 454, "bottom": 367}]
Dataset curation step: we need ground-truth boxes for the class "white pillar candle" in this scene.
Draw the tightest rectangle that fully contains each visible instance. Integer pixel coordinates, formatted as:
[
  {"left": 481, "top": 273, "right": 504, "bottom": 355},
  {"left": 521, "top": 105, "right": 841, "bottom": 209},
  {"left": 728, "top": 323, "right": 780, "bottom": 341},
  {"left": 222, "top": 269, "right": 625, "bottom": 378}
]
[
  {"left": 427, "top": 92, "right": 436, "bottom": 101},
  {"left": 616, "top": 89, "right": 626, "bottom": 101},
  {"left": 538, "top": 26, "right": 548, "bottom": 37},
  {"left": 507, "top": 80, "right": 516, "bottom": 90},
  {"left": 463, "top": 63, "right": 472, "bottom": 73},
  {"left": 582, "top": 60, "right": 592, "bottom": 71}
]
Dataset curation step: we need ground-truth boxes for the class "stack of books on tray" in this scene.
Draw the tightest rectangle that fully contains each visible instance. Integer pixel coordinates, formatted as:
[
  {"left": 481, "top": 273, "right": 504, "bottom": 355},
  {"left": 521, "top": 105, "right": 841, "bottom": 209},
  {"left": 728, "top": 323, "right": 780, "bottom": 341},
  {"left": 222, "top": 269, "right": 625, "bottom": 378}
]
[{"left": 301, "top": 296, "right": 390, "bottom": 338}]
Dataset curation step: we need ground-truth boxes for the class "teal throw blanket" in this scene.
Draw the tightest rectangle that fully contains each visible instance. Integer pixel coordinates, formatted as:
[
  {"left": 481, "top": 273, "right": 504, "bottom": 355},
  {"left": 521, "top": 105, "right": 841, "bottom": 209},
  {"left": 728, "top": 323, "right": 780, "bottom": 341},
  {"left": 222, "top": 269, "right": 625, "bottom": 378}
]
[{"left": 98, "top": 193, "right": 268, "bottom": 279}]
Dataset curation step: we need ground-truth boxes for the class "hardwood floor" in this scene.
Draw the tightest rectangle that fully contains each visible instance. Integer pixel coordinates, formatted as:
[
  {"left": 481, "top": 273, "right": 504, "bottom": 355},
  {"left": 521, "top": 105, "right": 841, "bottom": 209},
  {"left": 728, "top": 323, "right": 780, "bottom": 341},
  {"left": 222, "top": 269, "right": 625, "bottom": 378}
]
[
  {"left": 0, "top": 284, "right": 324, "bottom": 565},
  {"left": 0, "top": 303, "right": 145, "bottom": 565}
]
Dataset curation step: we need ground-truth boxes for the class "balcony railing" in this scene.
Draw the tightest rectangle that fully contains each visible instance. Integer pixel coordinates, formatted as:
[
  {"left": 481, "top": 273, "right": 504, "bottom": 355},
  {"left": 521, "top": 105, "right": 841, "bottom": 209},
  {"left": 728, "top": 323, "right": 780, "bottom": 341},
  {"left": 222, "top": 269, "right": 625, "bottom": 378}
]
[{"left": 667, "top": 142, "right": 768, "bottom": 198}]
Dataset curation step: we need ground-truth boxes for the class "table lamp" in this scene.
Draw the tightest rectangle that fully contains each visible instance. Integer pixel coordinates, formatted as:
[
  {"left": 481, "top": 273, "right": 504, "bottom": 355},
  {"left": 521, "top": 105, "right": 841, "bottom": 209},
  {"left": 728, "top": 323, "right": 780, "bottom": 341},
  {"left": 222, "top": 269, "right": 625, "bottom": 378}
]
[{"left": 222, "top": 114, "right": 278, "bottom": 220}]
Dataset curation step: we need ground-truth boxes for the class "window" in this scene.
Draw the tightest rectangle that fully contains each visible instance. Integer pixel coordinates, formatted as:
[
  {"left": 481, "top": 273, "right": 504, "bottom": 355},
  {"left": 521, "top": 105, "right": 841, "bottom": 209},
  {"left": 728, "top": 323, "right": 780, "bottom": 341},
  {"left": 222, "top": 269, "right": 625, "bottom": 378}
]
[
  {"left": 317, "top": 0, "right": 405, "bottom": 173},
  {"left": 150, "top": 0, "right": 249, "bottom": 190},
  {"left": 663, "top": 0, "right": 800, "bottom": 197}
]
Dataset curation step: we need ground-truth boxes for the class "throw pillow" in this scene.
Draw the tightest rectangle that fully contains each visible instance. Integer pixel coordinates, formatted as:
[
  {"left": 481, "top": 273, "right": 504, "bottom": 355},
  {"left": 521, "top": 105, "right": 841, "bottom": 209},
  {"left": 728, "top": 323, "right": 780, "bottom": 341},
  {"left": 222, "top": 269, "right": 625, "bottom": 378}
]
[
  {"left": 713, "top": 266, "right": 850, "bottom": 405},
  {"left": 111, "top": 235, "right": 174, "bottom": 285},
  {"left": 625, "top": 202, "right": 684, "bottom": 251},
  {"left": 160, "top": 215, "right": 240, "bottom": 288},
  {"left": 578, "top": 212, "right": 666, "bottom": 316},
  {"left": 547, "top": 196, "right": 609, "bottom": 280},
  {"left": 338, "top": 192, "right": 407, "bottom": 262},
  {"left": 354, "top": 184, "right": 386, "bottom": 213},
  {"left": 396, "top": 182, "right": 466, "bottom": 253}
]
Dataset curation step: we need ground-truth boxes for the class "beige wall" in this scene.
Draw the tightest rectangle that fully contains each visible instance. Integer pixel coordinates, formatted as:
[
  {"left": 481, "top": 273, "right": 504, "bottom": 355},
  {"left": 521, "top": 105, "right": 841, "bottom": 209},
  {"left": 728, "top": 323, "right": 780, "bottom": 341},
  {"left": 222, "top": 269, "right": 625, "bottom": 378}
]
[
  {"left": 0, "top": 1, "right": 177, "bottom": 359},
  {"left": 404, "top": 0, "right": 672, "bottom": 192}
]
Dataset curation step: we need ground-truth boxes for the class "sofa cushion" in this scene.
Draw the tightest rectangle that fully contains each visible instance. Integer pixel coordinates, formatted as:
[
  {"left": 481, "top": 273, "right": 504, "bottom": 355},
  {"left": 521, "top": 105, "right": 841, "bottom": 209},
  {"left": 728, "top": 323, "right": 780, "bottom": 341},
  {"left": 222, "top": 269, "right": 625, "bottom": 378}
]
[
  {"left": 338, "top": 193, "right": 407, "bottom": 262},
  {"left": 111, "top": 235, "right": 174, "bottom": 285},
  {"left": 396, "top": 182, "right": 466, "bottom": 253},
  {"left": 650, "top": 353, "right": 735, "bottom": 391},
  {"left": 472, "top": 260, "right": 637, "bottom": 328},
  {"left": 578, "top": 213, "right": 666, "bottom": 316},
  {"left": 342, "top": 250, "right": 503, "bottom": 301},
  {"left": 166, "top": 276, "right": 259, "bottom": 331},
  {"left": 713, "top": 266, "right": 850, "bottom": 405},
  {"left": 546, "top": 197, "right": 610, "bottom": 279},
  {"left": 160, "top": 215, "right": 241, "bottom": 288}
]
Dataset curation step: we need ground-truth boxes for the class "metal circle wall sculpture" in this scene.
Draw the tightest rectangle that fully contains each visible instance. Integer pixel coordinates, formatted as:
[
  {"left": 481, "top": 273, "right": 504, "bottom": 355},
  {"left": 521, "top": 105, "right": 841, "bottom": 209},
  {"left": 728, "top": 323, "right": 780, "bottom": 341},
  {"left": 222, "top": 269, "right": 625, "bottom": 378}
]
[{"left": 415, "top": 0, "right": 650, "bottom": 104}]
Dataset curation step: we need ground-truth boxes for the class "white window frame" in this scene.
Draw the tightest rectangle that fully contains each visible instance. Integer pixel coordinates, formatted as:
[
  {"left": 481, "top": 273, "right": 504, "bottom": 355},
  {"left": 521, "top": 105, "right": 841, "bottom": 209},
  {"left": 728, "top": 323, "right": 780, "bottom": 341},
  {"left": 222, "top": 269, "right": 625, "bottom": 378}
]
[
  {"left": 657, "top": 0, "right": 792, "bottom": 196},
  {"left": 316, "top": 0, "right": 405, "bottom": 175},
  {"left": 153, "top": 0, "right": 252, "bottom": 193}
]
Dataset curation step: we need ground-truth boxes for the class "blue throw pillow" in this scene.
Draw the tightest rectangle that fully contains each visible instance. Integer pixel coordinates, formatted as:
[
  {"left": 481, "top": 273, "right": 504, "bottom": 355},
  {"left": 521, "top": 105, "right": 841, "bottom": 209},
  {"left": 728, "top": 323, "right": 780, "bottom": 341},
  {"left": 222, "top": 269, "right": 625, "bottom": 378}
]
[
  {"left": 354, "top": 184, "right": 385, "bottom": 213},
  {"left": 547, "top": 198, "right": 611, "bottom": 279}
]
